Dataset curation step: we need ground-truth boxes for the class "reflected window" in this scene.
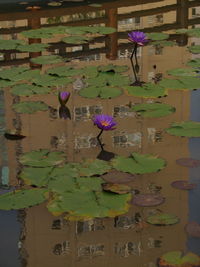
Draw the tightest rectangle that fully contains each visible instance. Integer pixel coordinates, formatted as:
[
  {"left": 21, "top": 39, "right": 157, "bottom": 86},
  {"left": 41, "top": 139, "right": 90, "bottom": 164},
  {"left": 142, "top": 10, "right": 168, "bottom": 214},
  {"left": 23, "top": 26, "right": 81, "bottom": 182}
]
[
  {"left": 115, "top": 215, "right": 136, "bottom": 229},
  {"left": 52, "top": 219, "right": 62, "bottom": 230},
  {"left": 113, "top": 105, "right": 135, "bottom": 118},
  {"left": 155, "top": 14, "right": 163, "bottom": 24},
  {"left": 74, "top": 105, "right": 102, "bottom": 121},
  {"left": 114, "top": 241, "right": 141, "bottom": 257},
  {"left": 76, "top": 219, "right": 105, "bottom": 234},
  {"left": 75, "top": 135, "right": 98, "bottom": 149},
  {"left": 78, "top": 244, "right": 104, "bottom": 258},
  {"left": 53, "top": 241, "right": 70, "bottom": 255},
  {"left": 147, "top": 238, "right": 162, "bottom": 248},
  {"left": 155, "top": 46, "right": 163, "bottom": 55},
  {"left": 113, "top": 132, "right": 142, "bottom": 147}
]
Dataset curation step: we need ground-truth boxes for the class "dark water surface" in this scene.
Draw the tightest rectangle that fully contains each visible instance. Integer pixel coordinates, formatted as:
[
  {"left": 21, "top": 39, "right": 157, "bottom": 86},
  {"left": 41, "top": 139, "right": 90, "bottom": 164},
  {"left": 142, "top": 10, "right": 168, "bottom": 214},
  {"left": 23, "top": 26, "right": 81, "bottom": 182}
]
[{"left": 0, "top": 0, "right": 200, "bottom": 266}]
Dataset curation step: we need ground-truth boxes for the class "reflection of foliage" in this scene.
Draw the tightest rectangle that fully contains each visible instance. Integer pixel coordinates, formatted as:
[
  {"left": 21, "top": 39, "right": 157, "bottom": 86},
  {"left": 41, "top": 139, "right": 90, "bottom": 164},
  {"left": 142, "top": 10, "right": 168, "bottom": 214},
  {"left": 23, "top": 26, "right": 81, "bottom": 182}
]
[{"left": 47, "top": 16, "right": 64, "bottom": 24}]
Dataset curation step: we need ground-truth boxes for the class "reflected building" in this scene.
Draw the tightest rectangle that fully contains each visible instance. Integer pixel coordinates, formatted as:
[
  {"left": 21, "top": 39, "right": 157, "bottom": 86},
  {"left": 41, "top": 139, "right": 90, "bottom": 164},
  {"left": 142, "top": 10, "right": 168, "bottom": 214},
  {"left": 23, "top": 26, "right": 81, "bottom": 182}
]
[{"left": 0, "top": 0, "right": 199, "bottom": 266}]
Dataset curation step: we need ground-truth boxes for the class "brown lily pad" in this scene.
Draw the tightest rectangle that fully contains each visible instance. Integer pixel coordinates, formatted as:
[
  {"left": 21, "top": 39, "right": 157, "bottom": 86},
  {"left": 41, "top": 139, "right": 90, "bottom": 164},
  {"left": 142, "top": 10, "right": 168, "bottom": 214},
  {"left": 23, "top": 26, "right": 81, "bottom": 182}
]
[
  {"left": 171, "top": 180, "right": 197, "bottom": 190},
  {"left": 176, "top": 158, "right": 200, "bottom": 168},
  {"left": 132, "top": 194, "right": 165, "bottom": 207},
  {"left": 102, "top": 170, "right": 136, "bottom": 184},
  {"left": 102, "top": 183, "right": 132, "bottom": 194},
  {"left": 185, "top": 222, "right": 200, "bottom": 238}
]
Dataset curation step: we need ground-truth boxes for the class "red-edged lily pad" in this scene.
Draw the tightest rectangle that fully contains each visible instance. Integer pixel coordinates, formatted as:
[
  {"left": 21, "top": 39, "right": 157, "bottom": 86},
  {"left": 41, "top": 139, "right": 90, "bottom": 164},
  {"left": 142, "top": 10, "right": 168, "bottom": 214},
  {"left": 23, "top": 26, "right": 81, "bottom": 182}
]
[
  {"left": 146, "top": 213, "right": 179, "bottom": 226},
  {"left": 171, "top": 180, "right": 197, "bottom": 190},
  {"left": 176, "top": 158, "right": 200, "bottom": 168},
  {"left": 158, "top": 251, "right": 200, "bottom": 267},
  {"left": 132, "top": 194, "right": 165, "bottom": 207},
  {"left": 185, "top": 222, "right": 200, "bottom": 238},
  {"left": 102, "top": 170, "right": 136, "bottom": 184},
  {"left": 102, "top": 183, "right": 132, "bottom": 194}
]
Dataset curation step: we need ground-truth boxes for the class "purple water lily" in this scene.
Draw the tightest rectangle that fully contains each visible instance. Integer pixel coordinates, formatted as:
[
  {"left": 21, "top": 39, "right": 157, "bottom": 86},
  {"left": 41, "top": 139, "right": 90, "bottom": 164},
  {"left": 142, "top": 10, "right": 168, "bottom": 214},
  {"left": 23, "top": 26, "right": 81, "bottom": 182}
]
[
  {"left": 128, "top": 31, "right": 148, "bottom": 46},
  {"left": 58, "top": 91, "right": 70, "bottom": 105},
  {"left": 93, "top": 114, "right": 116, "bottom": 131}
]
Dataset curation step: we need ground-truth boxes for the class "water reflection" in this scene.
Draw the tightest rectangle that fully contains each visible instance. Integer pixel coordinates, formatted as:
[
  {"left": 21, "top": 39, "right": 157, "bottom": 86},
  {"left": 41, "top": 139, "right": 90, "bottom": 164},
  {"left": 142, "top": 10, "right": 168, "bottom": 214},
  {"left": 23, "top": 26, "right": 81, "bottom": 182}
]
[{"left": 0, "top": 0, "right": 200, "bottom": 266}]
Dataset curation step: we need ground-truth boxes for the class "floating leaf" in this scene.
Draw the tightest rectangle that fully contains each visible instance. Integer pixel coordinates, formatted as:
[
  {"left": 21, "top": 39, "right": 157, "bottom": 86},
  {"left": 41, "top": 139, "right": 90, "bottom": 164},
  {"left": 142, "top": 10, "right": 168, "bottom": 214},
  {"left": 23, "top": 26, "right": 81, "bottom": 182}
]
[
  {"left": 176, "top": 158, "right": 200, "bottom": 168},
  {"left": 158, "top": 251, "right": 200, "bottom": 267},
  {"left": 171, "top": 180, "right": 197, "bottom": 190},
  {"left": 98, "top": 64, "right": 129, "bottom": 73},
  {"left": 0, "top": 66, "right": 29, "bottom": 81},
  {"left": 188, "top": 45, "right": 200, "bottom": 54},
  {"left": 20, "top": 167, "right": 53, "bottom": 186},
  {"left": 11, "top": 84, "right": 51, "bottom": 96},
  {"left": 0, "top": 39, "right": 25, "bottom": 50},
  {"left": 185, "top": 222, "right": 200, "bottom": 238},
  {"left": 0, "top": 189, "right": 47, "bottom": 210},
  {"left": 79, "top": 86, "right": 122, "bottom": 99},
  {"left": 187, "top": 28, "right": 200, "bottom": 37},
  {"left": 33, "top": 74, "right": 72, "bottom": 87},
  {"left": 132, "top": 194, "right": 165, "bottom": 207},
  {"left": 46, "top": 66, "right": 82, "bottom": 77},
  {"left": 30, "top": 55, "right": 64, "bottom": 65},
  {"left": 112, "top": 152, "right": 166, "bottom": 174},
  {"left": 19, "top": 149, "right": 66, "bottom": 167},
  {"left": 62, "top": 36, "right": 92, "bottom": 44},
  {"left": 103, "top": 183, "right": 132, "bottom": 194},
  {"left": 102, "top": 170, "right": 136, "bottom": 184},
  {"left": 125, "top": 83, "right": 166, "bottom": 98},
  {"left": 146, "top": 213, "right": 179, "bottom": 225},
  {"left": 159, "top": 77, "right": 200, "bottom": 90},
  {"left": 147, "top": 32, "right": 169, "bottom": 41},
  {"left": 187, "top": 59, "right": 200, "bottom": 69},
  {"left": 0, "top": 79, "right": 15, "bottom": 88},
  {"left": 13, "top": 101, "right": 48, "bottom": 114},
  {"left": 78, "top": 159, "right": 111, "bottom": 176},
  {"left": 20, "top": 28, "right": 53, "bottom": 39},
  {"left": 131, "top": 103, "right": 175, "bottom": 118},
  {"left": 176, "top": 28, "right": 188, "bottom": 34},
  {"left": 167, "top": 68, "right": 198, "bottom": 77},
  {"left": 17, "top": 43, "right": 49, "bottom": 52},
  {"left": 166, "top": 121, "right": 200, "bottom": 137}
]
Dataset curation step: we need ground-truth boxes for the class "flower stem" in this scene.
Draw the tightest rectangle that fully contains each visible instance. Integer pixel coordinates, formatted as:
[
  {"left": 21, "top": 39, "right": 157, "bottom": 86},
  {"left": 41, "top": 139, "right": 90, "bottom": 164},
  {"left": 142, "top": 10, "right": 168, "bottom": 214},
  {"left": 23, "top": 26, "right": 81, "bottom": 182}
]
[
  {"left": 130, "top": 44, "right": 138, "bottom": 83},
  {"left": 97, "top": 129, "right": 104, "bottom": 151}
]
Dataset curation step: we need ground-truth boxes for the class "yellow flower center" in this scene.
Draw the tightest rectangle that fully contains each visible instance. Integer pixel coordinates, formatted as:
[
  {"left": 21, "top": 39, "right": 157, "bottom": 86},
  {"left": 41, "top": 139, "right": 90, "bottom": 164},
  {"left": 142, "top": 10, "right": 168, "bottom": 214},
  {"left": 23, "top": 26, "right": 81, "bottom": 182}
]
[{"left": 101, "top": 120, "right": 110, "bottom": 127}]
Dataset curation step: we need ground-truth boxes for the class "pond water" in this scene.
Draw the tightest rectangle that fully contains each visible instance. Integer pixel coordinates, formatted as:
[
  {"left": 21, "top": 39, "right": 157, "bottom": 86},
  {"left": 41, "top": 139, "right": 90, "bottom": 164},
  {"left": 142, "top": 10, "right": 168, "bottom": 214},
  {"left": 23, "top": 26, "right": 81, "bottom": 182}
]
[{"left": 0, "top": 0, "right": 200, "bottom": 267}]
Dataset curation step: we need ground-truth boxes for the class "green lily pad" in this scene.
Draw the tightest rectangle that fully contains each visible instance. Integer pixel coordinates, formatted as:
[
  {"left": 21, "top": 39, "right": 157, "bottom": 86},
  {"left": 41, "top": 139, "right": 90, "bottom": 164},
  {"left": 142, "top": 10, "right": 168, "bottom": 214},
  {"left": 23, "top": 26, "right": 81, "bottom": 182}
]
[
  {"left": 87, "top": 72, "right": 130, "bottom": 87},
  {"left": 19, "top": 149, "right": 66, "bottom": 167},
  {"left": 0, "top": 39, "right": 25, "bottom": 50},
  {"left": 19, "top": 167, "right": 53, "bottom": 186},
  {"left": 0, "top": 66, "right": 29, "bottom": 81},
  {"left": 79, "top": 85, "right": 122, "bottom": 99},
  {"left": 49, "top": 164, "right": 79, "bottom": 180},
  {"left": 79, "top": 66, "right": 99, "bottom": 78},
  {"left": 62, "top": 36, "right": 92, "bottom": 44},
  {"left": 112, "top": 152, "right": 166, "bottom": 174},
  {"left": 16, "top": 69, "right": 41, "bottom": 81},
  {"left": 17, "top": 43, "right": 49, "bottom": 52},
  {"left": 30, "top": 55, "right": 64, "bottom": 65},
  {"left": 79, "top": 86, "right": 100, "bottom": 98},
  {"left": 166, "top": 121, "right": 200, "bottom": 137},
  {"left": 187, "top": 59, "right": 200, "bottom": 68},
  {"left": 11, "top": 84, "right": 51, "bottom": 96},
  {"left": 159, "top": 77, "right": 200, "bottom": 90},
  {"left": 20, "top": 28, "right": 53, "bottom": 39},
  {"left": 98, "top": 64, "right": 129, "bottom": 73},
  {"left": 0, "top": 79, "right": 15, "bottom": 88},
  {"left": 131, "top": 103, "right": 175, "bottom": 118},
  {"left": 158, "top": 251, "right": 200, "bottom": 267},
  {"left": 188, "top": 45, "right": 200, "bottom": 54},
  {"left": 125, "top": 83, "right": 166, "bottom": 98},
  {"left": 146, "top": 213, "right": 179, "bottom": 225},
  {"left": 176, "top": 28, "right": 188, "bottom": 34},
  {"left": 33, "top": 74, "right": 72, "bottom": 87},
  {"left": 152, "top": 40, "right": 176, "bottom": 47},
  {"left": 78, "top": 159, "right": 111, "bottom": 176},
  {"left": 177, "top": 28, "right": 200, "bottom": 37},
  {"left": 13, "top": 101, "right": 48, "bottom": 114},
  {"left": 0, "top": 189, "right": 48, "bottom": 210},
  {"left": 167, "top": 68, "right": 198, "bottom": 77},
  {"left": 147, "top": 32, "right": 169, "bottom": 41},
  {"left": 46, "top": 66, "right": 82, "bottom": 77}
]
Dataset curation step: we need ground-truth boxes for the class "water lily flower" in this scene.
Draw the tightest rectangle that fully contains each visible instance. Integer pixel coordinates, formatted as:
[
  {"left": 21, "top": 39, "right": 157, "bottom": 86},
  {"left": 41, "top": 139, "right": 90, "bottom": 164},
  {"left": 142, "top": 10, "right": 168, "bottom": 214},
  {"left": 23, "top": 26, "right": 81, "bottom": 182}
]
[
  {"left": 93, "top": 114, "right": 116, "bottom": 131},
  {"left": 58, "top": 91, "right": 70, "bottom": 106},
  {"left": 128, "top": 31, "right": 148, "bottom": 46}
]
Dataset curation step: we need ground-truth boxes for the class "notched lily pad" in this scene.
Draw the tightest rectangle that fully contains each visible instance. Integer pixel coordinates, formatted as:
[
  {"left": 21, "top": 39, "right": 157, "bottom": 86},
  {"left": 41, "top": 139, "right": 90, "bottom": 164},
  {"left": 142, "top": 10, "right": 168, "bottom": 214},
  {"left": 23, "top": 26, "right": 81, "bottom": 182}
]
[
  {"left": 13, "top": 101, "right": 48, "bottom": 114},
  {"left": 176, "top": 158, "right": 200, "bottom": 168},
  {"left": 0, "top": 189, "right": 48, "bottom": 210},
  {"left": 19, "top": 149, "right": 66, "bottom": 167},
  {"left": 166, "top": 121, "right": 200, "bottom": 137},
  {"left": 78, "top": 159, "right": 111, "bottom": 176},
  {"left": 146, "top": 213, "right": 179, "bottom": 225},
  {"left": 62, "top": 36, "right": 92, "bottom": 44},
  {"left": 11, "top": 84, "right": 51, "bottom": 96},
  {"left": 132, "top": 103, "right": 175, "bottom": 118},
  {"left": 30, "top": 55, "right": 64, "bottom": 65},
  {"left": 187, "top": 59, "right": 200, "bottom": 69},
  {"left": 102, "top": 183, "right": 132, "bottom": 194},
  {"left": 125, "top": 83, "right": 166, "bottom": 98},
  {"left": 102, "top": 170, "right": 136, "bottom": 184},
  {"left": 112, "top": 152, "right": 166, "bottom": 174},
  {"left": 17, "top": 43, "right": 49, "bottom": 52},
  {"left": 171, "top": 180, "right": 197, "bottom": 190},
  {"left": 132, "top": 194, "right": 165, "bottom": 207},
  {"left": 167, "top": 68, "right": 198, "bottom": 77},
  {"left": 158, "top": 251, "right": 200, "bottom": 267}
]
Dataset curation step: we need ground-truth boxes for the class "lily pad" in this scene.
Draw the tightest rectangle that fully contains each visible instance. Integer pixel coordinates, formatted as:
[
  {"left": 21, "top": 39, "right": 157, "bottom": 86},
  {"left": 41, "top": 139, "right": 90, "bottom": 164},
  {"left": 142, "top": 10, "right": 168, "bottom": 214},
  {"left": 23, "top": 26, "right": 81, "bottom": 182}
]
[
  {"left": 30, "top": 55, "right": 64, "bottom": 65},
  {"left": 132, "top": 194, "right": 165, "bottom": 207},
  {"left": 33, "top": 74, "right": 72, "bottom": 87},
  {"left": 102, "top": 183, "right": 132, "bottom": 194},
  {"left": 167, "top": 68, "right": 198, "bottom": 77},
  {"left": 0, "top": 189, "right": 48, "bottom": 210},
  {"left": 146, "top": 213, "right": 179, "bottom": 225},
  {"left": 158, "top": 251, "right": 200, "bottom": 267},
  {"left": 152, "top": 40, "right": 176, "bottom": 47},
  {"left": 46, "top": 66, "right": 82, "bottom": 77},
  {"left": 131, "top": 103, "right": 175, "bottom": 118},
  {"left": 125, "top": 83, "right": 166, "bottom": 98},
  {"left": 176, "top": 158, "right": 200, "bottom": 168},
  {"left": 188, "top": 45, "right": 200, "bottom": 54},
  {"left": 11, "top": 84, "right": 51, "bottom": 96},
  {"left": 166, "top": 121, "right": 200, "bottom": 137},
  {"left": 13, "top": 101, "right": 48, "bottom": 114},
  {"left": 0, "top": 39, "right": 25, "bottom": 50},
  {"left": 187, "top": 28, "right": 200, "bottom": 38},
  {"left": 102, "top": 170, "right": 136, "bottom": 184},
  {"left": 112, "top": 152, "right": 166, "bottom": 174},
  {"left": 147, "top": 32, "right": 169, "bottom": 41},
  {"left": 17, "top": 43, "right": 49, "bottom": 52},
  {"left": 79, "top": 86, "right": 122, "bottom": 99},
  {"left": 0, "top": 79, "right": 15, "bottom": 88},
  {"left": 185, "top": 222, "right": 200, "bottom": 238},
  {"left": 159, "top": 77, "right": 200, "bottom": 90},
  {"left": 78, "top": 159, "right": 111, "bottom": 176},
  {"left": 171, "top": 180, "right": 197, "bottom": 190},
  {"left": 187, "top": 59, "right": 200, "bottom": 69},
  {"left": 0, "top": 66, "right": 29, "bottom": 81},
  {"left": 62, "top": 36, "right": 92, "bottom": 44},
  {"left": 98, "top": 64, "right": 129, "bottom": 73},
  {"left": 19, "top": 149, "right": 66, "bottom": 167},
  {"left": 20, "top": 28, "right": 53, "bottom": 39},
  {"left": 20, "top": 167, "right": 53, "bottom": 186}
]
